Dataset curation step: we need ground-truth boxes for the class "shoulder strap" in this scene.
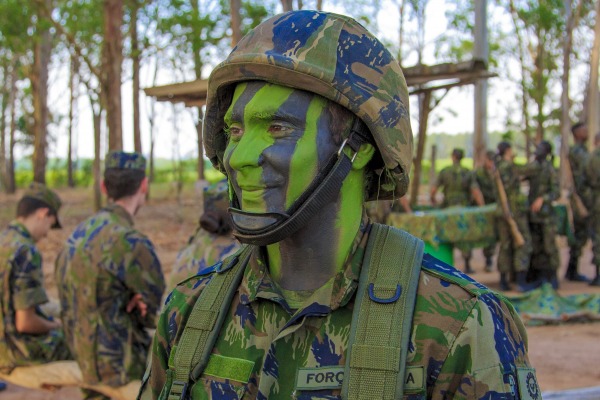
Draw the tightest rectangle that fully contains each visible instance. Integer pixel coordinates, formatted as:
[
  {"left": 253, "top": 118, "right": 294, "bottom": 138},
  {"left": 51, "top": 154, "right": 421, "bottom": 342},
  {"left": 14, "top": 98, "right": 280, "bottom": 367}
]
[
  {"left": 341, "top": 223, "right": 424, "bottom": 400},
  {"left": 163, "top": 245, "right": 254, "bottom": 400}
]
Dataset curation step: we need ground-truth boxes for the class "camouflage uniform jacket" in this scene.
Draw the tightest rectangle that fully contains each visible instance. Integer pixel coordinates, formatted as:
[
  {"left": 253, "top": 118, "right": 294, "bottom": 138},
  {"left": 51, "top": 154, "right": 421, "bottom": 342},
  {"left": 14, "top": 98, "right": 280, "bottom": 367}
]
[
  {"left": 474, "top": 167, "right": 496, "bottom": 205},
  {"left": 168, "top": 230, "right": 239, "bottom": 290},
  {"left": 585, "top": 147, "right": 600, "bottom": 212},
  {"left": 55, "top": 204, "right": 165, "bottom": 386},
  {"left": 495, "top": 159, "right": 529, "bottom": 216},
  {"left": 569, "top": 143, "right": 592, "bottom": 208},
  {"left": 141, "top": 220, "right": 537, "bottom": 400},
  {"left": 436, "top": 164, "right": 478, "bottom": 208},
  {"left": 525, "top": 160, "right": 559, "bottom": 224},
  {"left": 0, "top": 222, "right": 69, "bottom": 372}
]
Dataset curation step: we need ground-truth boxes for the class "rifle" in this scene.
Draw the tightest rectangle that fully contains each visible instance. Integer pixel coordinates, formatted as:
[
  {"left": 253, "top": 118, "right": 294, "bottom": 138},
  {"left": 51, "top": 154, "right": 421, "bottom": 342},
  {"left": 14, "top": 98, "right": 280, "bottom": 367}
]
[
  {"left": 493, "top": 166, "right": 525, "bottom": 247},
  {"left": 563, "top": 155, "right": 589, "bottom": 218}
]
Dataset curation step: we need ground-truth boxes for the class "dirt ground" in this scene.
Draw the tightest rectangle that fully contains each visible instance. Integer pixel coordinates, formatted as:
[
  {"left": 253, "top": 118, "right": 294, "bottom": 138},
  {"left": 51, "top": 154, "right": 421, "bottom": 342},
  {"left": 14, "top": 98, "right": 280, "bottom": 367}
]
[{"left": 1, "top": 185, "right": 599, "bottom": 398}]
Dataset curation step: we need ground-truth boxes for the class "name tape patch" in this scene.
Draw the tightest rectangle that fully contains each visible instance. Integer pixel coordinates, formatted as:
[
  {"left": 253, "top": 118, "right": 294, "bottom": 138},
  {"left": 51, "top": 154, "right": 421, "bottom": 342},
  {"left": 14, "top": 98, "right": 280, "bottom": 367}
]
[
  {"left": 295, "top": 366, "right": 425, "bottom": 392},
  {"left": 296, "top": 367, "right": 345, "bottom": 390}
]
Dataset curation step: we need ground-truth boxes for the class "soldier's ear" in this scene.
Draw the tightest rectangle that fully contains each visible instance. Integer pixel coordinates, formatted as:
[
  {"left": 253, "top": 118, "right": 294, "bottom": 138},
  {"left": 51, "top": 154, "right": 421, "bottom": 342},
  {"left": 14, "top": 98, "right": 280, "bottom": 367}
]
[{"left": 351, "top": 143, "right": 375, "bottom": 170}]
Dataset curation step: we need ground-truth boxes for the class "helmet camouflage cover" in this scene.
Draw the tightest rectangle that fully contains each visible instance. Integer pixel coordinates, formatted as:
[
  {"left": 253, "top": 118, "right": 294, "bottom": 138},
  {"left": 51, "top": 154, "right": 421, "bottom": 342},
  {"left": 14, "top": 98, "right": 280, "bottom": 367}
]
[{"left": 204, "top": 10, "right": 413, "bottom": 200}]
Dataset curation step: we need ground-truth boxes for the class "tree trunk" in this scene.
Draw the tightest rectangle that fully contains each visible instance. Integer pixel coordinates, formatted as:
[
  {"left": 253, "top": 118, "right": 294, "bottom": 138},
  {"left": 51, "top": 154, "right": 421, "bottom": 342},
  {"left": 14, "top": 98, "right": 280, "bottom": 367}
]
[
  {"left": 429, "top": 144, "right": 437, "bottom": 192},
  {"left": 196, "top": 109, "right": 205, "bottom": 180},
  {"left": 190, "top": 0, "right": 205, "bottom": 180},
  {"left": 588, "top": 0, "right": 600, "bottom": 151},
  {"left": 410, "top": 90, "right": 432, "bottom": 207},
  {"left": 68, "top": 54, "right": 78, "bottom": 187},
  {"left": 230, "top": 0, "right": 242, "bottom": 46},
  {"left": 131, "top": 1, "right": 142, "bottom": 153},
  {"left": 296, "top": 0, "right": 303, "bottom": 9},
  {"left": 31, "top": 5, "right": 53, "bottom": 184},
  {"left": 7, "top": 62, "right": 17, "bottom": 193},
  {"left": 534, "top": 38, "right": 545, "bottom": 144},
  {"left": 559, "top": 0, "right": 574, "bottom": 193},
  {"left": 93, "top": 106, "right": 102, "bottom": 210},
  {"left": 316, "top": 0, "right": 323, "bottom": 10},
  {"left": 103, "top": 0, "right": 124, "bottom": 151},
  {"left": 0, "top": 63, "right": 8, "bottom": 192},
  {"left": 281, "top": 0, "right": 293, "bottom": 12}
]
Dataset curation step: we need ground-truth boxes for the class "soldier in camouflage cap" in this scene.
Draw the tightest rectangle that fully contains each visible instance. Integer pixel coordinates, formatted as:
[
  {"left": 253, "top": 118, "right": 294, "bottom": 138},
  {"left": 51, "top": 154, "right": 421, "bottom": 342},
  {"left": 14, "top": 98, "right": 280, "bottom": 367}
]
[
  {"left": 430, "top": 148, "right": 484, "bottom": 273},
  {"left": 142, "top": 11, "right": 538, "bottom": 400},
  {"left": 0, "top": 184, "right": 71, "bottom": 373},
  {"left": 56, "top": 151, "right": 165, "bottom": 400},
  {"left": 524, "top": 141, "right": 560, "bottom": 288},
  {"left": 584, "top": 133, "right": 600, "bottom": 286},
  {"left": 168, "top": 180, "right": 240, "bottom": 289}
]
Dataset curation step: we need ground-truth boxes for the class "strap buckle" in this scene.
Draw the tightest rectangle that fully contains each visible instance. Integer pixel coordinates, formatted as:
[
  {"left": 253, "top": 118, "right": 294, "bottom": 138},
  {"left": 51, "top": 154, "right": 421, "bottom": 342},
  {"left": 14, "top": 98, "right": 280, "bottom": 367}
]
[
  {"left": 337, "top": 138, "right": 359, "bottom": 163},
  {"left": 168, "top": 380, "right": 189, "bottom": 400}
]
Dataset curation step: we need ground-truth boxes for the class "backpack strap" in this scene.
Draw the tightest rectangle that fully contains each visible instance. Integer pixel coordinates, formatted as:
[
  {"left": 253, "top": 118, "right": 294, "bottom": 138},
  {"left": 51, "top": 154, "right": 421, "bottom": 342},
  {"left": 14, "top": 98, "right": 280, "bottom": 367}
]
[
  {"left": 341, "top": 223, "right": 424, "bottom": 400},
  {"left": 164, "top": 245, "right": 254, "bottom": 400}
]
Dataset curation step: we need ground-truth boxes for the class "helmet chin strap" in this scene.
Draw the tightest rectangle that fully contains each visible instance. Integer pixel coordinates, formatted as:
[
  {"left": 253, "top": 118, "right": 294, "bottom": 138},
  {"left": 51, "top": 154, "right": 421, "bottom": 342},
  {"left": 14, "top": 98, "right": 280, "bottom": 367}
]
[{"left": 229, "top": 118, "right": 369, "bottom": 246}]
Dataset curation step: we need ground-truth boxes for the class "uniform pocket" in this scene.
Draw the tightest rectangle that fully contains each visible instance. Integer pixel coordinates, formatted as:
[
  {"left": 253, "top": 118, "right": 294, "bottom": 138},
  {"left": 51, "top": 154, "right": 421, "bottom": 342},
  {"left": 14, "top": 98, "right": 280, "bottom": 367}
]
[{"left": 193, "top": 378, "right": 247, "bottom": 400}]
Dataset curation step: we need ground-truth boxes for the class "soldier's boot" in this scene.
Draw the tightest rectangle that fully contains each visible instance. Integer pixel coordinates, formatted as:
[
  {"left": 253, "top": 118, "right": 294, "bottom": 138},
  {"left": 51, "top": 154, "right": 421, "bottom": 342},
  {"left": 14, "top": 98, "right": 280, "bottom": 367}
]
[
  {"left": 565, "top": 257, "right": 589, "bottom": 282},
  {"left": 484, "top": 256, "right": 493, "bottom": 272},
  {"left": 499, "top": 273, "right": 511, "bottom": 291},
  {"left": 590, "top": 266, "right": 600, "bottom": 287},
  {"left": 516, "top": 271, "right": 539, "bottom": 292},
  {"left": 546, "top": 270, "right": 559, "bottom": 290},
  {"left": 464, "top": 257, "right": 474, "bottom": 274},
  {"left": 0, "top": 381, "right": 6, "bottom": 392}
]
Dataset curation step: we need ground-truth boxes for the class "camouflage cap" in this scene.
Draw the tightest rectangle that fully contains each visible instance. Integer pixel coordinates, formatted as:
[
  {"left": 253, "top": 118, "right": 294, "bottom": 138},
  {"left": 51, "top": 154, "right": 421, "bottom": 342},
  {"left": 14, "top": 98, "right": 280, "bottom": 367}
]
[
  {"left": 105, "top": 151, "right": 146, "bottom": 171},
  {"left": 203, "top": 179, "right": 230, "bottom": 214},
  {"left": 452, "top": 148, "right": 465, "bottom": 160},
  {"left": 22, "top": 182, "right": 62, "bottom": 229},
  {"left": 204, "top": 10, "right": 413, "bottom": 200}
]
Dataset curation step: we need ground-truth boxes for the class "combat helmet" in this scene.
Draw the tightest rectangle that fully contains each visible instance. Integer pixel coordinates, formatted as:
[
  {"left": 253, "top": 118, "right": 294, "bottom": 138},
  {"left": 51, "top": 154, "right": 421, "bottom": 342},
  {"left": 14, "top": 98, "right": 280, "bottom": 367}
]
[{"left": 203, "top": 10, "right": 413, "bottom": 245}]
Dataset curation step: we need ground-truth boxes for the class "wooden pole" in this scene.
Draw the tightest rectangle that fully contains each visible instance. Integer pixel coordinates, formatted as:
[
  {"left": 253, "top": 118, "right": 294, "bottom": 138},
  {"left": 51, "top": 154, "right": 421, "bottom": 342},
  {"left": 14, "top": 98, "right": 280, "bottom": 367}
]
[{"left": 473, "top": 0, "right": 488, "bottom": 168}]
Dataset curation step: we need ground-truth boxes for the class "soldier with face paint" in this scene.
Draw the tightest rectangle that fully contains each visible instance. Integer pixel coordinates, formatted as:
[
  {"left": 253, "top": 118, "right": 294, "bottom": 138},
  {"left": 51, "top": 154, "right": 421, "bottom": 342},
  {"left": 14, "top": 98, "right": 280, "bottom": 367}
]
[{"left": 140, "top": 11, "right": 539, "bottom": 400}]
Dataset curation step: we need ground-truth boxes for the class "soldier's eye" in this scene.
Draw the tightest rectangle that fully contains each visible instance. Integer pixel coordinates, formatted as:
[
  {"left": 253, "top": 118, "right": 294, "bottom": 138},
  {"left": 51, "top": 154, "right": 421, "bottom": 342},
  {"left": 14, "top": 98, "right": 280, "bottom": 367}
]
[
  {"left": 268, "top": 123, "right": 292, "bottom": 137},
  {"left": 227, "top": 125, "right": 244, "bottom": 142}
]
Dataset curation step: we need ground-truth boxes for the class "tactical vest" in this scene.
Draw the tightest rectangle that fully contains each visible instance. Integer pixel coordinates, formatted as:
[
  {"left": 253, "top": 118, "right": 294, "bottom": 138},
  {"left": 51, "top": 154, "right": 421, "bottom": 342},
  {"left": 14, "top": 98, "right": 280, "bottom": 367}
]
[{"left": 157, "top": 224, "right": 425, "bottom": 400}]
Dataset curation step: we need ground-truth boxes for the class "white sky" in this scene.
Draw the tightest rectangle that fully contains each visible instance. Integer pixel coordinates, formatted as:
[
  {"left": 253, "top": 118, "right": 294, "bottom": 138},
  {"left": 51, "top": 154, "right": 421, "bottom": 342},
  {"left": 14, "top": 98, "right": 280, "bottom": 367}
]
[{"left": 38, "top": 0, "right": 573, "bottom": 161}]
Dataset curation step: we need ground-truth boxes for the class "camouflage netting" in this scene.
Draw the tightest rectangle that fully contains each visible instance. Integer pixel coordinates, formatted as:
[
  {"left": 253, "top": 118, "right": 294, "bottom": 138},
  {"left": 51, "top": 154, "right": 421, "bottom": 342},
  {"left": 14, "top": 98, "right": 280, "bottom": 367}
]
[{"left": 506, "top": 283, "right": 600, "bottom": 326}]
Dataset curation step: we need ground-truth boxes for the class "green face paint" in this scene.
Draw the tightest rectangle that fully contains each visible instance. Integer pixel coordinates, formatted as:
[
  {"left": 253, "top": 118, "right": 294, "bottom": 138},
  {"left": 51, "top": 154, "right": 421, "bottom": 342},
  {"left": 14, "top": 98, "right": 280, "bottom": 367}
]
[
  {"left": 224, "top": 82, "right": 336, "bottom": 213},
  {"left": 223, "top": 81, "right": 373, "bottom": 291}
]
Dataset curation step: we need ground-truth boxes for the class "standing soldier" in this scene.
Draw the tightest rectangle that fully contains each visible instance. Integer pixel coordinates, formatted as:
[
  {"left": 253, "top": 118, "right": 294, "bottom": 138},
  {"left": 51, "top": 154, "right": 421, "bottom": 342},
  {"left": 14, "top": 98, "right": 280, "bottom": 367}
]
[
  {"left": 585, "top": 132, "right": 600, "bottom": 286},
  {"left": 526, "top": 141, "right": 560, "bottom": 288},
  {"left": 474, "top": 150, "right": 497, "bottom": 272},
  {"left": 0, "top": 184, "right": 71, "bottom": 374},
  {"left": 140, "top": 11, "right": 538, "bottom": 400},
  {"left": 55, "top": 151, "right": 165, "bottom": 400},
  {"left": 566, "top": 122, "right": 592, "bottom": 281},
  {"left": 430, "top": 148, "right": 484, "bottom": 273},
  {"left": 494, "top": 142, "right": 533, "bottom": 291}
]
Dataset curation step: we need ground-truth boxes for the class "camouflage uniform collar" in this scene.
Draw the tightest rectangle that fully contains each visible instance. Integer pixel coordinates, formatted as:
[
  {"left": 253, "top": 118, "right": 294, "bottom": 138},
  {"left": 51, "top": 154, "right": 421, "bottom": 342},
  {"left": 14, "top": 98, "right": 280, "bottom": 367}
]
[
  {"left": 8, "top": 221, "right": 33, "bottom": 241},
  {"left": 102, "top": 203, "right": 135, "bottom": 226},
  {"left": 238, "top": 214, "right": 371, "bottom": 313}
]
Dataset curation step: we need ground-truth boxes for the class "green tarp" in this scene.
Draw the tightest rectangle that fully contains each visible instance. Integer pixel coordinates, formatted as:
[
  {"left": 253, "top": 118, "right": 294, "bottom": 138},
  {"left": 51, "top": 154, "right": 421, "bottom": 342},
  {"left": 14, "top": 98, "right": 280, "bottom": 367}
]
[{"left": 506, "top": 283, "right": 600, "bottom": 326}]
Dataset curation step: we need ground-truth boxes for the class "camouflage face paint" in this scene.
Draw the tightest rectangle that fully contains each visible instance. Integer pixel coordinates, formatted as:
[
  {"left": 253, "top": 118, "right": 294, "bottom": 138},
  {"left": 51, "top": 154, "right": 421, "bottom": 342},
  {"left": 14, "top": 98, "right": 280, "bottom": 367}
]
[
  {"left": 224, "top": 82, "right": 337, "bottom": 213},
  {"left": 223, "top": 81, "right": 373, "bottom": 291}
]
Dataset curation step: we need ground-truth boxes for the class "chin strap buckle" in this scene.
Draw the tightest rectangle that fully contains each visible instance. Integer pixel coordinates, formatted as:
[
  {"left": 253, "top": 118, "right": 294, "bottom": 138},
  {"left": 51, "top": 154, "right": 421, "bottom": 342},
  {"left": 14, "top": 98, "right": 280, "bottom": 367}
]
[{"left": 337, "top": 117, "right": 371, "bottom": 163}]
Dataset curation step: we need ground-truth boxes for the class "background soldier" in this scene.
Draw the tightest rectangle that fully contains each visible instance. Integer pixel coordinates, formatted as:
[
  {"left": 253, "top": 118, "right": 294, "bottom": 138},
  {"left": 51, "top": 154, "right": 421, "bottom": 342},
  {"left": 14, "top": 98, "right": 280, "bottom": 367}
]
[
  {"left": 56, "top": 151, "right": 165, "bottom": 400},
  {"left": 494, "top": 142, "right": 533, "bottom": 291},
  {"left": 430, "top": 148, "right": 484, "bottom": 273},
  {"left": 168, "top": 179, "right": 239, "bottom": 289},
  {"left": 475, "top": 150, "right": 497, "bottom": 272},
  {"left": 585, "top": 132, "right": 600, "bottom": 286},
  {"left": 141, "top": 11, "right": 538, "bottom": 400},
  {"left": 566, "top": 122, "right": 592, "bottom": 281},
  {"left": 0, "top": 184, "right": 70, "bottom": 374},
  {"left": 525, "top": 141, "right": 560, "bottom": 288}
]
